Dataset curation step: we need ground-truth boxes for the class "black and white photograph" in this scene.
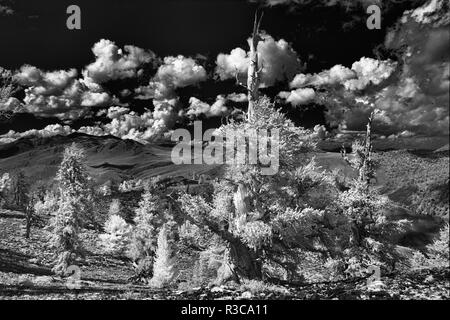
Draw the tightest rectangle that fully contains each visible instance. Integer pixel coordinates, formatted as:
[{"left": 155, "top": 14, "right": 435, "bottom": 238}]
[{"left": 0, "top": 0, "right": 449, "bottom": 306}]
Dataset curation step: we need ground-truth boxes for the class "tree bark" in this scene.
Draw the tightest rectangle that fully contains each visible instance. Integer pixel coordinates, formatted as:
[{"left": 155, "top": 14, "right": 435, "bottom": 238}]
[
  {"left": 247, "top": 11, "right": 263, "bottom": 121},
  {"left": 218, "top": 240, "right": 262, "bottom": 284},
  {"left": 229, "top": 240, "right": 262, "bottom": 280}
]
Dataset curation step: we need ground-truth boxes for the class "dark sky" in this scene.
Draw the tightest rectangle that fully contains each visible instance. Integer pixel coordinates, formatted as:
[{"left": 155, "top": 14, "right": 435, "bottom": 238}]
[{"left": 0, "top": 0, "right": 417, "bottom": 72}]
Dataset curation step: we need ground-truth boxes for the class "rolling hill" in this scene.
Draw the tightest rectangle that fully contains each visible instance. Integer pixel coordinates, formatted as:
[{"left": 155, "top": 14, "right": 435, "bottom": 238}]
[{"left": 0, "top": 133, "right": 221, "bottom": 185}]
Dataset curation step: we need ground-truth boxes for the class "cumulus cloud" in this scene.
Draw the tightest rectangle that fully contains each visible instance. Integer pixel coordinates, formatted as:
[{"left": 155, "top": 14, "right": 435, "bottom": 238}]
[
  {"left": 372, "top": 0, "right": 449, "bottom": 135},
  {"left": 76, "top": 98, "right": 180, "bottom": 143},
  {"left": 281, "top": 0, "right": 449, "bottom": 136},
  {"left": 135, "top": 55, "right": 207, "bottom": 112},
  {"left": 216, "top": 33, "right": 302, "bottom": 87},
  {"left": 290, "top": 64, "right": 355, "bottom": 88},
  {"left": 187, "top": 95, "right": 230, "bottom": 118},
  {"left": 106, "top": 106, "right": 131, "bottom": 119},
  {"left": 316, "top": 0, "right": 449, "bottom": 137},
  {"left": 83, "top": 39, "right": 157, "bottom": 84},
  {"left": 344, "top": 58, "right": 397, "bottom": 91},
  {"left": 10, "top": 43, "right": 139, "bottom": 120},
  {"left": 405, "top": 0, "right": 449, "bottom": 26},
  {"left": 278, "top": 88, "right": 316, "bottom": 106},
  {"left": 155, "top": 55, "right": 207, "bottom": 89},
  {"left": 290, "top": 57, "right": 397, "bottom": 91},
  {"left": 226, "top": 93, "right": 248, "bottom": 103},
  {"left": 131, "top": 55, "right": 207, "bottom": 138},
  {"left": 0, "top": 124, "right": 74, "bottom": 144},
  {"left": 18, "top": 74, "right": 118, "bottom": 120},
  {"left": 15, "top": 65, "right": 78, "bottom": 94},
  {"left": 135, "top": 81, "right": 174, "bottom": 100}
]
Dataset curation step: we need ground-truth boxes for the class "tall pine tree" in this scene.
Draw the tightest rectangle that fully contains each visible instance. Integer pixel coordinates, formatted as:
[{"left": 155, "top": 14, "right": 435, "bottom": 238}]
[{"left": 51, "top": 143, "right": 91, "bottom": 275}]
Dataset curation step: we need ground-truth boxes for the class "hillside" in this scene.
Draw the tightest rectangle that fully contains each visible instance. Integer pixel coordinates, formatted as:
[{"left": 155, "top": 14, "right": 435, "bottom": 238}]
[{"left": 0, "top": 133, "right": 221, "bottom": 185}]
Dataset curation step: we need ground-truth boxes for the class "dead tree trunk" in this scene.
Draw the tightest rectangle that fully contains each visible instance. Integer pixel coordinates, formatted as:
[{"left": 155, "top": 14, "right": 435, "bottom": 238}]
[
  {"left": 25, "top": 203, "right": 33, "bottom": 239},
  {"left": 217, "top": 240, "right": 263, "bottom": 284},
  {"left": 246, "top": 11, "right": 263, "bottom": 121},
  {"left": 360, "top": 111, "right": 374, "bottom": 190}
]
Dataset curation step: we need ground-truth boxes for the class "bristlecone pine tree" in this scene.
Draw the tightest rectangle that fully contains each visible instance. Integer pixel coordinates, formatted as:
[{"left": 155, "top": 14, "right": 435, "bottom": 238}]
[
  {"left": 179, "top": 96, "right": 349, "bottom": 283},
  {"left": 0, "top": 67, "right": 19, "bottom": 119},
  {"left": 177, "top": 11, "right": 351, "bottom": 283},
  {"left": 11, "top": 171, "right": 32, "bottom": 238},
  {"left": 0, "top": 67, "right": 14, "bottom": 101},
  {"left": 339, "top": 111, "right": 406, "bottom": 275},
  {"left": 128, "top": 182, "right": 167, "bottom": 277},
  {"left": 149, "top": 224, "right": 176, "bottom": 288},
  {"left": 0, "top": 173, "right": 11, "bottom": 207},
  {"left": 99, "top": 213, "right": 131, "bottom": 256},
  {"left": 51, "top": 143, "right": 91, "bottom": 275}
]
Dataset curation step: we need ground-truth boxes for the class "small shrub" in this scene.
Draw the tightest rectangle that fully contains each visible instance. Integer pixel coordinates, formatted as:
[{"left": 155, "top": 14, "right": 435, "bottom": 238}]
[
  {"left": 410, "top": 223, "right": 450, "bottom": 270},
  {"left": 99, "top": 215, "right": 131, "bottom": 255}
]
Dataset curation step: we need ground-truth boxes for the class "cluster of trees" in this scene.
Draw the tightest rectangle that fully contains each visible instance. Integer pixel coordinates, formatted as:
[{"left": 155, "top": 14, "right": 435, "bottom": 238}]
[{"left": 2, "top": 110, "right": 446, "bottom": 286}]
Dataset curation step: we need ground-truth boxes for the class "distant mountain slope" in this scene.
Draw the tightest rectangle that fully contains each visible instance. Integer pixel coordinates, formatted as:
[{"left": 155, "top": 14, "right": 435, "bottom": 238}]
[
  {"left": 0, "top": 133, "right": 220, "bottom": 185},
  {"left": 434, "top": 143, "right": 449, "bottom": 153},
  {"left": 318, "top": 135, "right": 449, "bottom": 152}
]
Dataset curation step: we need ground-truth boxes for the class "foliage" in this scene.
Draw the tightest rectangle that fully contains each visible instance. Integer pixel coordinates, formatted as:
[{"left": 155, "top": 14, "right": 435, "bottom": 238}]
[
  {"left": 149, "top": 225, "right": 176, "bottom": 288},
  {"left": 108, "top": 198, "right": 121, "bottom": 217},
  {"left": 51, "top": 144, "right": 91, "bottom": 275},
  {"left": 128, "top": 179, "right": 173, "bottom": 278},
  {"left": 128, "top": 188, "right": 159, "bottom": 263},
  {"left": 0, "top": 67, "right": 16, "bottom": 102},
  {"left": 410, "top": 223, "right": 450, "bottom": 270},
  {"left": 34, "top": 191, "right": 59, "bottom": 218},
  {"left": 0, "top": 172, "right": 12, "bottom": 207},
  {"left": 99, "top": 214, "right": 131, "bottom": 255},
  {"left": 179, "top": 97, "right": 351, "bottom": 282},
  {"left": 374, "top": 150, "right": 449, "bottom": 217},
  {"left": 98, "top": 181, "right": 113, "bottom": 196},
  {"left": 56, "top": 143, "right": 95, "bottom": 227},
  {"left": 119, "top": 179, "right": 145, "bottom": 193},
  {"left": 51, "top": 194, "right": 82, "bottom": 275},
  {"left": 336, "top": 114, "right": 411, "bottom": 276}
]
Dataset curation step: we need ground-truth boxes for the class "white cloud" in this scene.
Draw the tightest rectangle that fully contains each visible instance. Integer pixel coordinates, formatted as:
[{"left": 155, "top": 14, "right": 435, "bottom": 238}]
[
  {"left": 344, "top": 57, "right": 397, "bottom": 91},
  {"left": 106, "top": 106, "right": 131, "bottom": 119},
  {"left": 19, "top": 77, "right": 118, "bottom": 120},
  {"left": 290, "top": 57, "right": 396, "bottom": 91},
  {"left": 155, "top": 55, "right": 207, "bottom": 88},
  {"left": 83, "top": 39, "right": 156, "bottom": 84},
  {"left": 216, "top": 33, "right": 302, "bottom": 87},
  {"left": 290, "top": 64, "right": 355, "bottom": 88},
  {"left": 187, "top": 95, "right": 230, "bottom": 118},
  {"left": 226, "top": 93, "right": 248, "bottom": 103},
  {"left": 278, "top": 88, "right": 316, "bottom": 106},
  {"left": 0, "top": 124, "right": 74, "bottom": 144}
]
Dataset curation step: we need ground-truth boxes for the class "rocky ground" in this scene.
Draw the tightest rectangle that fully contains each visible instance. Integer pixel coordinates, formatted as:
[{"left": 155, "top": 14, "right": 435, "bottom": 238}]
[{"left": 0, "top": 209, "right": 448, "bottom": 300}]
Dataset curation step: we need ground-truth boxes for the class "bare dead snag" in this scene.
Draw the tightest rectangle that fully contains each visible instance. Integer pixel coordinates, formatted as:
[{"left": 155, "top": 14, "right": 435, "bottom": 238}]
[
  {"left": 247, "top": 10, "right": 264, "bottom": 121},
  {"left": 233, "top": 10, "right": 264, "bottom": 121}
]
